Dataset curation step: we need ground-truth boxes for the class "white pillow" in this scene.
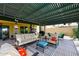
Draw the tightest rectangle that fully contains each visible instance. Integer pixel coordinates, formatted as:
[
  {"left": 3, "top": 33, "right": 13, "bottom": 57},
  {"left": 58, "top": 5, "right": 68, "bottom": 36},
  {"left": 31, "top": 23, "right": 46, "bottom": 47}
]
[{"left": 0, "top": 43, "right": 20, "bottom": 56}]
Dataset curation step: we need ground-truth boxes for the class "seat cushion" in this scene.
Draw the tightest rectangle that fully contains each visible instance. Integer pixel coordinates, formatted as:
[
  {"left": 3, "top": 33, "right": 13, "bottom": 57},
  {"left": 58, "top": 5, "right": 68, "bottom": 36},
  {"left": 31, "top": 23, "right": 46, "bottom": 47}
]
[
  {"left": 37, "top": 41, "right": 48, "bottom": 48},
  {"left": 51, "top": 37, "right": 57, "bottom": 41}
]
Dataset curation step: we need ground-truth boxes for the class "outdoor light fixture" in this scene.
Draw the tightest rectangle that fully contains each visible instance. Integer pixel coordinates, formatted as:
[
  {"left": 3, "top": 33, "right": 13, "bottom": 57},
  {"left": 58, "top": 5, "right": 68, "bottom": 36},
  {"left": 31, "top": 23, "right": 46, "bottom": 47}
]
[
  {"left": 15, "top": 18, "right": 18, "bottom": 24},
  {"left": 64, "top": 23, "right": 66, "bottom": 25}
]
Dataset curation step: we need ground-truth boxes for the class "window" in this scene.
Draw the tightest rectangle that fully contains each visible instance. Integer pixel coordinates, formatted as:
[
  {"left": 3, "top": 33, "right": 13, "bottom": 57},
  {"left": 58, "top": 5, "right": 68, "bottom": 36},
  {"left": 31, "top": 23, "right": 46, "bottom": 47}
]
[
  {"left": 20, "top": 26, "right": 28, "bottom": 34},
  {"left": 20, "top": 26, "right": 25, "bottom": 34}
]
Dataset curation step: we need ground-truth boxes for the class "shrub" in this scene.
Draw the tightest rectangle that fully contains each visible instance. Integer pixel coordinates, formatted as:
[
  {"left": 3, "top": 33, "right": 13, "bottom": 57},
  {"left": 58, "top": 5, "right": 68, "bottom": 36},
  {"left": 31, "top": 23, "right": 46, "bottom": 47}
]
[{"left": 73, "top": 28, "right": 79, "bottom": 39}]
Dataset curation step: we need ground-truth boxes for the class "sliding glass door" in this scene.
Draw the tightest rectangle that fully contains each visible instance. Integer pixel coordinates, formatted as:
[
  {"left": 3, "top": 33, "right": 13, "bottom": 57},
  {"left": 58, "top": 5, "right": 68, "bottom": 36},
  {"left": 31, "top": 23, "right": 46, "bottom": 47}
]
[
  {"left": 2, "top": 25, "right": 9, "bottom": 40},
  {"left": 0, "top": 26, "right": 2, "bottom": 39}
]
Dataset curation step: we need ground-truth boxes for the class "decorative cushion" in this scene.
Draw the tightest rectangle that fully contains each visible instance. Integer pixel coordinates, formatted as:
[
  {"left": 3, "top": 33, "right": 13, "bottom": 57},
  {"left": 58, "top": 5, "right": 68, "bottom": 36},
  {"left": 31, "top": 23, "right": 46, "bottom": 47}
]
[{"left": 17, "top": 47, "right": 27, "bottom": 56}]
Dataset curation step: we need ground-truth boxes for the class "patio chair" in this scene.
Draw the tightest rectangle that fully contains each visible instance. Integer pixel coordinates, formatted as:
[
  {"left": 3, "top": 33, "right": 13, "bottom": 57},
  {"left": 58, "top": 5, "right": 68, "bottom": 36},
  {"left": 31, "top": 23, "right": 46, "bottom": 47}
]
[
  {"left": 58, "top": 33, "right": 64, "bottom": 38},
  {"left": 48, "top": 36, "right": 59, "bottom": 48}
]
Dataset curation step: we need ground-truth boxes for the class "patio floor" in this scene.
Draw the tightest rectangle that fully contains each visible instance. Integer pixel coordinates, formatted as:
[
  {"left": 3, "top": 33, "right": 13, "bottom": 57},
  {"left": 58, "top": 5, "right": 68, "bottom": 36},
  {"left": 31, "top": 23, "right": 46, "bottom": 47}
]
[
  {"left": 27, "top": 39, "right": 79, "bottom": 56},
  {"left": 0, "top": 38, "right": 79, "bottom": 56}
]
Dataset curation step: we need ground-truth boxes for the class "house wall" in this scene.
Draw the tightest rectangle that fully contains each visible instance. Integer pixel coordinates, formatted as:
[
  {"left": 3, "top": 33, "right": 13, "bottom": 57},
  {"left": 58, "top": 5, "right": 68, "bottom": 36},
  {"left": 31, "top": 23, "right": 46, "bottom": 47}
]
[{"left": 0, "top": 20, "right": 36, "bottom": 38}]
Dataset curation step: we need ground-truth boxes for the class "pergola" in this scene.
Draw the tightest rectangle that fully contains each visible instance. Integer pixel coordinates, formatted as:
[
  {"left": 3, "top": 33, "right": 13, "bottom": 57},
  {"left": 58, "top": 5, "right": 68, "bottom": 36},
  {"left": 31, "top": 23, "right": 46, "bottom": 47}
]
[{"left": 0, "top": 3, "right": 79, "bottom": 25}]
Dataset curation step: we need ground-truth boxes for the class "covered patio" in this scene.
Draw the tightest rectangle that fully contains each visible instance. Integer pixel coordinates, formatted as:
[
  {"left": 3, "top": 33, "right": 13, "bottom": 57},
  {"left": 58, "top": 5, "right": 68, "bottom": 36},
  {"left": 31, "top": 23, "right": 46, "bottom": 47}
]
[{"left": 0, "top": 3, "right": 79, "bottom": 56}]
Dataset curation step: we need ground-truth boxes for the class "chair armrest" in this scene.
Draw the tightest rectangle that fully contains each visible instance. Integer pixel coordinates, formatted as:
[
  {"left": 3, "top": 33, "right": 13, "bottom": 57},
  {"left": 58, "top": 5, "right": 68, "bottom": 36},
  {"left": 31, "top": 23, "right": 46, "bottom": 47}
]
[{"left": 48, "top": 40, "right": 57, "bottom": 44}]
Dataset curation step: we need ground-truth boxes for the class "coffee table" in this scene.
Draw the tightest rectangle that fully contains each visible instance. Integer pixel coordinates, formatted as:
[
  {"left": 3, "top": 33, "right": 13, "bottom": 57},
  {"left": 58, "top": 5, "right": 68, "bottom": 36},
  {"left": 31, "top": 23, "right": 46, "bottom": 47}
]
[{"left": 36, "top": 41, "right": 48, "bottom": 53}]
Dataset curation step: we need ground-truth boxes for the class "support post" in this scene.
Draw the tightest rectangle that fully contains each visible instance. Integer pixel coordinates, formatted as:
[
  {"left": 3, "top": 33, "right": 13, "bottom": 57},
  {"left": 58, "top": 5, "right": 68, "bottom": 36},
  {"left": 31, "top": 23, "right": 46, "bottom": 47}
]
[
  {"left": 39, "top": 25, "right": 41, "bottom": 32},
  {"left": 77, "top": 22, "right": 79, "bottom": 40},
  {"left": 78, "top": 22, "right": 79, "bottom": 29},
  {"left": 44, "top": 26, "right": 46, "bottom": 32}
]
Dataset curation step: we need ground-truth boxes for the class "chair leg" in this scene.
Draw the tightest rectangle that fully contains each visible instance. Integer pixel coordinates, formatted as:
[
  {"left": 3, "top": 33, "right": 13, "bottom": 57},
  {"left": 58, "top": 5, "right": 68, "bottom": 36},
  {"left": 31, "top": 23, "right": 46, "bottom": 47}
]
[
  {"left": 55, "top": 44, "right": 57, "bottom": 48},
  {"left": 46, "top": 46, "right": 48, "bottom": 49},
  {"left": 43, "top": 48, "right": 44, "bottom": 53},
  {"left": 55, "top": 43, "right": 59, "bottom": 48},
  {"left": 36, "top": 46, "right": 38, "bottom": 49}
]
